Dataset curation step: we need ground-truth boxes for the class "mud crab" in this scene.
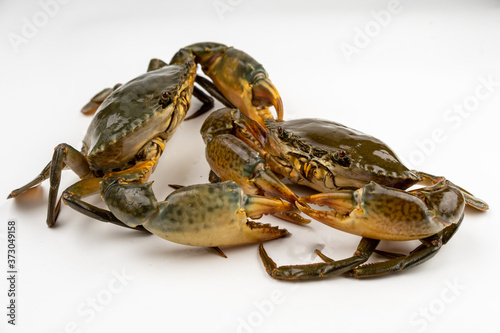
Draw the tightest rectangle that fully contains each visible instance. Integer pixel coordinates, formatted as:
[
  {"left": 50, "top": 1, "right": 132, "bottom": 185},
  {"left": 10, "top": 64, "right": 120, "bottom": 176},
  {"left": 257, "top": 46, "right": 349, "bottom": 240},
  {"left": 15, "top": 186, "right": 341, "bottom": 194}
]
[
  {"left": 7, "top": 42, "right": 297, "bottom": 250},
  {"left": 200, "top": 109, "right": 489, "bottom": 278}
]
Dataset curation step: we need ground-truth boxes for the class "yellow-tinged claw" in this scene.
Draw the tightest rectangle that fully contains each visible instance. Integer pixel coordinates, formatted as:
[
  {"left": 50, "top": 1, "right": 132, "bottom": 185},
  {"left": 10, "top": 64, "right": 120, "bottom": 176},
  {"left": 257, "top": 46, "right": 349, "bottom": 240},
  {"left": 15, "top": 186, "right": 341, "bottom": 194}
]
[
  {"left": 182, "top": 43, "right": 284, "bottom": 126},
  {"left": 250, "top": 76, "right": 284, "bottom": 121}
]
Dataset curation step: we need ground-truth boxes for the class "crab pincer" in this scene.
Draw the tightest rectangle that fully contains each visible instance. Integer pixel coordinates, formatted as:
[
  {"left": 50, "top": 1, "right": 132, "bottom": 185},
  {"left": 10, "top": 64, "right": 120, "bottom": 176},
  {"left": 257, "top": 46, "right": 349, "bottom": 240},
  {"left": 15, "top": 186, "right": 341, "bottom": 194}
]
[
  {"left": 102, "top": 180, "right": 291, "bottom": 248},
  {"left": 172, "top": 42, "right": 283, "bottom": 126}
]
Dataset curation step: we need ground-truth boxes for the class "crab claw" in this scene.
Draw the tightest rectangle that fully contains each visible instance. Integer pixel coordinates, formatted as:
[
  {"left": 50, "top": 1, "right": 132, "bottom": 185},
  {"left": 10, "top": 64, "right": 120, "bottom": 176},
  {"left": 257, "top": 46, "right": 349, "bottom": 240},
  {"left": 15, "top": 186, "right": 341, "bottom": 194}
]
[
  {"left": 297, "top": 181, "right": 464, "bottom": 241},
  {"left": 204, "top": 133, "right": 309, "bottom": 223},
  {"left": 250, "top": 75, "right": 284, "bottom": 122},
  {"left": 140, "top": 181, "right": 291, "bottom": 247},
  {"left": 178, "top": 42, "right": 283, "bottom": 126}
]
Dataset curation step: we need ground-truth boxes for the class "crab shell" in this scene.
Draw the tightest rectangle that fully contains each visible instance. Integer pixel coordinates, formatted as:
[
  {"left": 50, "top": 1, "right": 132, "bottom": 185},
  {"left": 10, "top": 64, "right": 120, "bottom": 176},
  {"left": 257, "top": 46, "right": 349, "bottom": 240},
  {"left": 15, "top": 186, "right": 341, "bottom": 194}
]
[
  {"left": 264, "top": 118, "right": 421, "bottom": 192},
  {"left": 82, "top": 64, "right": 195, "bottom": 173}
]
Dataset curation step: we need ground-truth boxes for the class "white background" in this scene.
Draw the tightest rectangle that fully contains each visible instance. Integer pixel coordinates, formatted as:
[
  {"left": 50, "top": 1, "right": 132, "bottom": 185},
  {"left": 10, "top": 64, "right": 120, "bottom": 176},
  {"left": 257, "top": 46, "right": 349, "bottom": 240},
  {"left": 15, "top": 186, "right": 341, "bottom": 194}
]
[{"left": 1, "top": 1, "right": 499, "bottom": 332}]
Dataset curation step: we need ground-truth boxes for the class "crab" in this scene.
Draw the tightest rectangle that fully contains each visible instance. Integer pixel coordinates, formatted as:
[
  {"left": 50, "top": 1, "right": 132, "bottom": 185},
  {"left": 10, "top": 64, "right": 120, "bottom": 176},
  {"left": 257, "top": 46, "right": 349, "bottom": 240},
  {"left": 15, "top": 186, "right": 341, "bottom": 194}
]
[
  {"left": 199, "top": 109, "right": 489, "bottom": 278},
  {"left": 7, "top": 42, "right": 298, "bottom": 251}
]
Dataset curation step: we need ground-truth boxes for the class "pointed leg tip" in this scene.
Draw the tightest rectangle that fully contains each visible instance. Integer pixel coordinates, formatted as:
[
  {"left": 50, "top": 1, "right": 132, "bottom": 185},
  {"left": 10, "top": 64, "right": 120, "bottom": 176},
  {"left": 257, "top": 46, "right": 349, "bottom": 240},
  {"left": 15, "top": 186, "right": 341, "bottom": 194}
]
[
  {"left": 258, "top": 243, "right": 278, "bottom": 276},
  {"left": 168, "top": 184, "right": 185, "bottom": 190},
  {"left": 209, "top": 247, "right": 228, "bottom": 258}
]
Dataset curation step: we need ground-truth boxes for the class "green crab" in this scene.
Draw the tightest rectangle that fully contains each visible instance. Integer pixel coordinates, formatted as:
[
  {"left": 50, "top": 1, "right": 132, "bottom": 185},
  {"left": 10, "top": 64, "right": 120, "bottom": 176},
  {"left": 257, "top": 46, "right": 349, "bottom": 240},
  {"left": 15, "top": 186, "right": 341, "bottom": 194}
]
[
  {"left": 7, "top": 42, "right": 296, "bottom": 250},
  {"left": 200, "top": 109, "right": 489, "bottom": 278}
]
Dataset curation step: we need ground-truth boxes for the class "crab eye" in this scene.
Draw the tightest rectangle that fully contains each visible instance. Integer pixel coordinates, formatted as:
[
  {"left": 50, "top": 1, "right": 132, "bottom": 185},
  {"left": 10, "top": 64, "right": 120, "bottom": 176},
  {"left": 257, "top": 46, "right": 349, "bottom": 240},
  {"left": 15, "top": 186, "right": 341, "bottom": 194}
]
[
  {"left": 162, "top": 91, "right": 171, "bottom": 100},
  {"left": 160, "top": 91, "right": 172, "bottom": 107},
  {"left": 332, "top": 150, "right": 350, "bottom": 167}
]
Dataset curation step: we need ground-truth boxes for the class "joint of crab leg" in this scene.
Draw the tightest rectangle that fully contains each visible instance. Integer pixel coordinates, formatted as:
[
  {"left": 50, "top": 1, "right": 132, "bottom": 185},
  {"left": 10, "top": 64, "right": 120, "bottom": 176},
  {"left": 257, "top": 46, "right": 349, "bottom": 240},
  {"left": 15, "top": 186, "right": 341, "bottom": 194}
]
[{"left": 102, "top": 180, "right": 158, "bottom": 228}]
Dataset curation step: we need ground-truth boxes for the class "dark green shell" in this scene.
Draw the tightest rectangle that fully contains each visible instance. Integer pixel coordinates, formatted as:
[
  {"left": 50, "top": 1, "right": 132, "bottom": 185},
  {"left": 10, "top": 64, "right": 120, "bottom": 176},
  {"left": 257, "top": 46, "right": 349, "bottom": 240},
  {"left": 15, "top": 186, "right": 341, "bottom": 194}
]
[
  {"left": 266, "top": 118, "right": 420, "bottom": 190},
  {"left": 83, "top": 65, "right": 190, "bottom": 171}
]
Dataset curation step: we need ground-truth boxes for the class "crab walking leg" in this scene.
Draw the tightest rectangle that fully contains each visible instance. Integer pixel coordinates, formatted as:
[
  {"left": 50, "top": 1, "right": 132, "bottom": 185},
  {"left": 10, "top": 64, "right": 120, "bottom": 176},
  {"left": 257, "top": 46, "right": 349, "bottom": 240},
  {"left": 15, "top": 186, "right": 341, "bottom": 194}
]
[
  {"left": 80, "top": 87, "right": 116, "bottom": 115},
  {"left": 194, "top": 76, "right": 235, "bottom": 110},
  {"left": 415, "top": 171, "right": 489, "bottom": 211},
  {"left": 7, "top": 161, "right": 51, "bottom": 198},
  {"left": 18, "top": 144, "right": 92, "bottom": 227},
  {"left": 103, "top": 180, "right": 291, "bottom": 247},
  {"left": 58, "top": 137, "right": 164, "bottom": 231},
  {"left": 345, "top": 217, "right": 463, "bottom": 278},
  {"left": 7, "top": 144, "right": 90, "bottom": 209},
  {"left": 259, "top": 238, "right": 380, "bottom": 280},
  {"left": 62, "top": 177, "right": 147, "bottom": 231}
]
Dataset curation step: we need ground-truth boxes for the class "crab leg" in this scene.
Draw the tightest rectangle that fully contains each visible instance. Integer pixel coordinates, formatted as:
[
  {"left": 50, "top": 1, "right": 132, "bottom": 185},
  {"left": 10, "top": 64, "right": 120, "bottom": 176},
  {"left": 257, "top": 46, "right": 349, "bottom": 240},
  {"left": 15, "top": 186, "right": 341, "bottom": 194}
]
[
  {"left": 415, "top": 171, "right": 489, "bottom": 211},
  {"left": 7, "top": 143, "right": 93, "bottom": 227},
  {"left": 259, "top": 238, "right": 380, "bottom": 280},
  {"left": 62, "top": 177, "right": 147, "bottom": 231},
  {"left": 262, "top": 179, "right": 468, "bottom": 278},
  {"left": 7, "top": 161, "right": 51, "bottom": 198},
  {"left": 344, "top": 217, "right": 463, "bottom": 278}
]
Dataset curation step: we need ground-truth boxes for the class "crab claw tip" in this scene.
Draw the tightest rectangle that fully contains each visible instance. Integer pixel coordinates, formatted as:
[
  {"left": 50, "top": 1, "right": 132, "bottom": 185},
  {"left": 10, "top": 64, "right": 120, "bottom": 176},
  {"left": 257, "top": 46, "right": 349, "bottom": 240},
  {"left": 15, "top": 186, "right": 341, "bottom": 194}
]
[{"left": 252, "top": 78, "right": 283, "bottom": 120}]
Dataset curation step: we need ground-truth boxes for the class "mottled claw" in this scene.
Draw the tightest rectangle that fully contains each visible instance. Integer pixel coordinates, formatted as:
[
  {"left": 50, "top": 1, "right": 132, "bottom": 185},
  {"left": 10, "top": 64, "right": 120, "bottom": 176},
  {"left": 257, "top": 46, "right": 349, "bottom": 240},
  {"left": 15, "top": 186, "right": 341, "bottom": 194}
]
[
  {"left": 103, "top": 180, "right": 291, "bottom": 248},
  {"left": 297, "top": 180, "right": 465, "bottom": 241}
]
